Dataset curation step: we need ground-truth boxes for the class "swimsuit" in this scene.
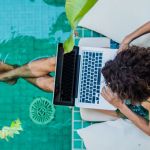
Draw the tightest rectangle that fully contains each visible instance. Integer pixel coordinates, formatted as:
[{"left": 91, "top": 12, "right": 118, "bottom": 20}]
[{"left": 116, "top": 100, "right": 149, "bottom": 121}]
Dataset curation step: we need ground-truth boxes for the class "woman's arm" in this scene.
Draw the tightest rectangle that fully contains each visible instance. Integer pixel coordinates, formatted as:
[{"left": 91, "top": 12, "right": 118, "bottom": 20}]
[
  {"left": 119, "top": 103, "right": 150, "bottom": 136},
  {"left": 96, "top": 109, "right": 118, "bottom": 117},
  {"left": 101, "top": 86, "right": 150, "bottom": 136},
  {"left": 125, "top": 21, "right": 150, "bottom": 43},
  {"left": 119, "top": 21, "right": 150, "bottom": 52}
]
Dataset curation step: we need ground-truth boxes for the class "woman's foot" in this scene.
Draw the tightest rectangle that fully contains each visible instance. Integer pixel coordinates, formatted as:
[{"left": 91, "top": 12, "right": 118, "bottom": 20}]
[
  {"left": 0, "top": 63, "right": 19, "bottom": 85},
  {"left": 0, "top": 62, "right": 14, "bottom": 71}
]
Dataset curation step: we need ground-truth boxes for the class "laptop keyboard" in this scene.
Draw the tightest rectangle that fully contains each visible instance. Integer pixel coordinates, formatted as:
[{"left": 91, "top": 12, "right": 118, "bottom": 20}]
[{"left": 79, "top": 51, "right": 102, "bottom": 104}]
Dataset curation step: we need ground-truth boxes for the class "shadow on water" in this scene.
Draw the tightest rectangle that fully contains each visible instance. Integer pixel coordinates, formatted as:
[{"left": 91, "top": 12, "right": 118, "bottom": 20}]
[
  {"left": 0, "top": 35, "right": 56, "bottom": 65},
  {"left": 30, "top": 0, "right": 65, "bottom": 6},
  {"left": 49, "top": 12, "right": 71, "bottom": 35}
]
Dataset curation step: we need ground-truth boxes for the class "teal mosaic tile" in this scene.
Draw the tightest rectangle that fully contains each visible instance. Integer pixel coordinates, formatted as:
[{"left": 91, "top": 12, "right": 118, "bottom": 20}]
[
  {"left": 75, "top": 39, "right": 80, "bottom": 46},
  {"left": 74, "top": 107, "right": 80, "bottom": 111},
  {"left": 74, "top": 121, "right": 82, "bottom": 130},
  {"left": 74, "top": 112, "right": 82, "bottom": 120},
  {"left": 74, "top": 140, "right": 82, "bottom": 149},
  {"left": 74, "top": 131, "right": 81, "bottom": 139},
  {"left": 93, "top": 31, "right": 101, "bottom": 37},
  {"left": 83, "top": 121, "right": 92, "bottom": 128},
  {"left": 76, "top": 28, "right": 83, "bottom": 37},
  {"left": 83, "top": 29, "right": 93, "bottom": 37}
]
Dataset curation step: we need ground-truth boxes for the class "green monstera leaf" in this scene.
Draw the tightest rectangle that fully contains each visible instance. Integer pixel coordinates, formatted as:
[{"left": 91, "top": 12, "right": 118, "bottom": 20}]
[
  {"left": 63, "top": 32, "right": 74, "bottom": 52},
  {"left": 63, "top": 0, "right": 97, "bottom": 53}
]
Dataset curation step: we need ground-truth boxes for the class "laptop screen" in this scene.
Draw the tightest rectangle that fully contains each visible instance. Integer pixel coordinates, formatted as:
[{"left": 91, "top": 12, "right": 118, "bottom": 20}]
[{"left": 53, "top": 43, "right": 79, "bottom": 106}]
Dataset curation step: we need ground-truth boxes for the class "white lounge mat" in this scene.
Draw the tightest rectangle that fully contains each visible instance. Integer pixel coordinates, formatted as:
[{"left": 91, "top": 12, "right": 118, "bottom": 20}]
[{"left": 79, "top": 0, "right": 150, "bottom": 47}]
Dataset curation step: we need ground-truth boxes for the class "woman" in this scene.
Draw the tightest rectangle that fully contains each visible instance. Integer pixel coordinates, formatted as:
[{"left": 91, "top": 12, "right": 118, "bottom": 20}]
[
  {"left": 81, "top": 21, "right": 150, "bottom": 136},
  {"left": 0, "top": 57, "right": 56, "bottom": 92}
]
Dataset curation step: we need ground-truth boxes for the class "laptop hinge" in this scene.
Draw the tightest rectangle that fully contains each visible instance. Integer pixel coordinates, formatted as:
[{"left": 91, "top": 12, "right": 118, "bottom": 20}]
[{"left": 74, "top": 55, "right": 81, "bottom": 98}]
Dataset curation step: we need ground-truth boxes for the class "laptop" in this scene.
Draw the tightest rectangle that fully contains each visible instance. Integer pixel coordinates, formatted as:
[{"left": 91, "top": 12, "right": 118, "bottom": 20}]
[{"left": 53, "top": 43, "right": 117, "bottom": 110}]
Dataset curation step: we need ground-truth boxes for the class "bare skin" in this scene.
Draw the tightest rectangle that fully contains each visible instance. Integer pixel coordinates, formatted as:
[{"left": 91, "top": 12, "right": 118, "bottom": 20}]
[
  {"left": 0, "top": 57, "right": 56, "bottom": 92},
  {"left": 118, "top": 21, "right": 150, "bottom": 53}
]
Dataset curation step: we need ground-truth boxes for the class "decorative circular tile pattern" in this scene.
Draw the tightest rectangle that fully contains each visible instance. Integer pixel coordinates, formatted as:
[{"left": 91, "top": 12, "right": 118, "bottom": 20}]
[{"left": 29, "top": 97, "right": 55, "bottom": 125}]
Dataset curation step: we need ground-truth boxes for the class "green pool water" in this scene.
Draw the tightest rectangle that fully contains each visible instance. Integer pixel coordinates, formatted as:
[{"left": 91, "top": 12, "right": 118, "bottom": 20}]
[{"left": 0, "top": 0, "right": 72, "bottom": 149}]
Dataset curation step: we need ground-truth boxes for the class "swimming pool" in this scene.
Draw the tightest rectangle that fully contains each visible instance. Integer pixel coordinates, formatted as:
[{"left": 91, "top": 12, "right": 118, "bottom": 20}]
[{"left": 0, "top": 0, "right": 72, "bottom": 149}]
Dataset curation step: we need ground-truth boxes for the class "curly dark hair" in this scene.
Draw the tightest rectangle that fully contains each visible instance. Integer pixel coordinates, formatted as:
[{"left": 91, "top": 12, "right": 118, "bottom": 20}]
[{"left": 102, "top": 46, "right": 150, "bottom": 103}]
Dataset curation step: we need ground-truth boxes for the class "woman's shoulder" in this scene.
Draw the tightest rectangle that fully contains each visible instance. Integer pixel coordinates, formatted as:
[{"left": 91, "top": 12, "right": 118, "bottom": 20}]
[{"left": 141, "top": 98, "right": 150, "bottom": 112}]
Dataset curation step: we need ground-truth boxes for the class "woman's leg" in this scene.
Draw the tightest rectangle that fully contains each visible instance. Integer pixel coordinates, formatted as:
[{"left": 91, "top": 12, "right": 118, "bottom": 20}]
[
  {"left": 28, "top": 57, "right": 56, "bottom": 77},
  {"left": 25, "top": 76, "right": 54, "bottom": 92},
  {"left": 0, "top": 61, "right": 55, "bottom": 92},
  {"left": 0, "top": 57, "right": 56, "bottom": 81},
  {"left": 0, "top": 62, "right": 14, "bottom": 71}
]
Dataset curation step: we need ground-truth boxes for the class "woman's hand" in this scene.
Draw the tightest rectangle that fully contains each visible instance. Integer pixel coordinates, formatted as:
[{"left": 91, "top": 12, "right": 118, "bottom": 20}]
[
  {"left": 117, "top": 36, "right": 130, "bottom": 53},
  {"left": 118, "top": 42, "right": 129, "bottom": 53},
  {"left": 101, "top": 86, "right": 124, "bottom": 109}
]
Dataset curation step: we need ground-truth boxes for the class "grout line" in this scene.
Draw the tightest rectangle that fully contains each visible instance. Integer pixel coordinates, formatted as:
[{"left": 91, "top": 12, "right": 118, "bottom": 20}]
[
  {"left": 74, "top": 120, "right": 82, "bottom": 122},
  {"left": 74, "top": 110, "right": 80, "bottom": 112},
  {"left": 72, "top": 107, "right": 75, "bottom": 150},
  {"left": 73, "top": 139, "right": 82, "bottom": 141}
]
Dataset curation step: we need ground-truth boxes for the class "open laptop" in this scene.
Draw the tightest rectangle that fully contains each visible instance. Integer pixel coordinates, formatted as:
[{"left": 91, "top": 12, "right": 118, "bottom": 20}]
[{"left": 53, "top": 43, "right": 117, "bottom": 110}]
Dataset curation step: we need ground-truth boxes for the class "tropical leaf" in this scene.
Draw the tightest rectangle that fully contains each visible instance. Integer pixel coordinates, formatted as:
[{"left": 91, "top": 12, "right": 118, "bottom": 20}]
[
  {"left": 0, "top": 119, "right": 23, "bottom": 141},
  {"left": 63, "top": 32, "right": 74, "bottom": 53},
  {"left": 65, "top": 0, "right": 97, "bottom": 29},
  {"left": 64, "top": 0, "right": 97, "bottom": 52}
]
